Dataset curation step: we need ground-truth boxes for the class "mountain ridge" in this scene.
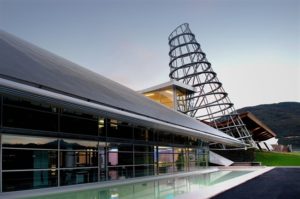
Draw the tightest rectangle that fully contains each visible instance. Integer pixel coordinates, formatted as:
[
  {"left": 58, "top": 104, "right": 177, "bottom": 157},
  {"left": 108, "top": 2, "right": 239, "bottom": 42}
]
[{"left": 237, "top": 101, "right": 300, "bottom": 150}]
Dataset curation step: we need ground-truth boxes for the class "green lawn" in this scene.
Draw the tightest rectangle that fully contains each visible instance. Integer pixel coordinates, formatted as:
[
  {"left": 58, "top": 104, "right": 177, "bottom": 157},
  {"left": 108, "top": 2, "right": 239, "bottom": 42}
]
[{"left": 255, "top": 151, "right": 300, "bottom": 166}]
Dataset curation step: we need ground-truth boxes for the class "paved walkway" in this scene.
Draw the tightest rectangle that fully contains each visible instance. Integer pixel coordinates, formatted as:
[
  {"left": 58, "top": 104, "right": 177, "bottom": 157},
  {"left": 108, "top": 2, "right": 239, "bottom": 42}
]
[{"left": 212, "top": 168, "right": 300, "bottom": 199}]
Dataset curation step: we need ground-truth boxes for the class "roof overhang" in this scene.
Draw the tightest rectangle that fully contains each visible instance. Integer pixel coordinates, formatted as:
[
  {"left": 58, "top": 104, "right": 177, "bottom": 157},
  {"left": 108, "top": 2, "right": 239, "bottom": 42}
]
[
  {"left": 239, "top": 112, "right": 276, "bottom": 141},
  {"left": 0, "top": 77, "right": 244, "bottom": 147},
  {"left": 139, "top": 79, "right": 195, "bottom": 94}
]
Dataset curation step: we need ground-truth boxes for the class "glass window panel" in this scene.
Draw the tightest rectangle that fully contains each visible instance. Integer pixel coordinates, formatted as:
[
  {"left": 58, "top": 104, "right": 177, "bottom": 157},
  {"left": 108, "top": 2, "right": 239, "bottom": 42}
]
[
  {"left": 2, "top": 170, "right": 58, "bottom": 192},
  {"left": 60, "top": 168, "right": 98, "bottom": 186},
  {"left": 99, "top": 165, "right": 107, "bottom": 182},
  {"left": 158, "top": 146, "right": 173, "bottom": 153},
  {"left": 3, "top": 149, "right": 57, "bottom": 170},
  {"left": 60, "top": 139, "right": 98, "bottom": 150},
  {"left": 108, "top": 166, "right": 133, "bottom": 180},
  {"left": 118, "top": 124, "right": 133, "bottom": 139},
  {"left": 200, "top": 156, "right": 208, "bottom": 165},
  {"left": 109, "top": 119, "right": 118, "bottom": 125},
  {"left": 62, "top": 108, "right": 97, "bottom": 120},
  {"left": 99, "top": 152, "right": 106, "bottom": 169},
  {"left": 188, "top": 137, "right": 198, "bottom": 146},
  {"left": 154, "top": 147, "right": 158, "bottom": 164},
  {"left": 107, "top": 123, "right": 133, "bottom": 140},
  {"left": 98, "top": 118, "right": 106, "bottom": 137},
  {"left": 188, "top": 148, "right": 196, "bottom": 162},
  {"left": 174, "top": 152, "right": 188, "bottom": 172},
  {"left": 108, "top": 152, "right": 133, "bottom": 166},
  {"left": 134, "top": 145, "right": 154, "bottom": 153},
  {"left": 174, "top": 147, "right": 186, "bottom": 153},
  {"left": 144, "top": 92, "right": 160, "bottom": 103},
  {"left": 134, "top": 127, "right": 150, "bottom": 141},
  {"left": 107, "top": 143, "right": 133, "bottom": 152},
  {"left": 60, "top": 151, "right": 98, "bottom": 168},
  {"left": 3, "top": 96, "right": 56, "bottom": 113},
  {"left": 159, "top": 89, "right": 174, "bottom": 109},
  {"left": 158, "top": 153, "right": 173, "bottom": 163},
  {"left": 135, "top": 165, "right": 155, "bottom": 177},
  {"left": 134, "top": 153, "right": 154, "bottom": 165},
  {"left": 2, "top": 134, "right": 58, "bottom": 149},
  {"left": 174, "top": 135, "right": 188, "bottom": 145},
  {"left": 60, "top": 115, "right": 98, "bottom": 136},
  {"left": 133, "top": 128, "right": 156, "bottom": 142},
  {"left": 3, "top": 106, "right": 58, "bottom": 131},
  {"left": 148, "top": 129, "right": 155, "bottom": 141},
  {"left": 98, "top": 141, "right": 106, "bottom": 149},
  {"left": 174, "top": 152, "right": 187, "bottom": 164},
  {"left": 196, "top": 148, "right": 207, "bottom": 155},
  {"left": 144, "top": 89, "right": 174, "bottom": 109},
  {"left": 0, "top": 95, "right": 2, "bottom": 123},
  {"left": 158, "top": 131, "right": 173, "bottom": 143}
]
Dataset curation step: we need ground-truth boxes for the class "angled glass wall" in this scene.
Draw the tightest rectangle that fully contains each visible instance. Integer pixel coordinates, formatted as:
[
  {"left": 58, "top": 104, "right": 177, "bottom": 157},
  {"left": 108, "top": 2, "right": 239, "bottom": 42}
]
[
  {"left": 144, "top": 87, "right": 174, "bottom": 109},
  {"left": 0, "top": 94, "right": 208, "bottom": 192}
]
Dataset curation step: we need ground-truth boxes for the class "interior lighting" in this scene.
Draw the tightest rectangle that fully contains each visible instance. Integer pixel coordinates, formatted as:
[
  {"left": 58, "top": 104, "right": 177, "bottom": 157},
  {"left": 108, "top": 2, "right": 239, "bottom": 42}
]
[
  {"left": 145, "top": 93, "right": 155, "bottom": 97},
  {"left": 165, "top": 90, "right": 173, "bottom": 94}
]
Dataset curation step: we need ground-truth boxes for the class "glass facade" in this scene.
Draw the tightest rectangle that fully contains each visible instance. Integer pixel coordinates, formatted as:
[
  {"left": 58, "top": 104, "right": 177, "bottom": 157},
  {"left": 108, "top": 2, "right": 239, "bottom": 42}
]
[
  {"left": 142, "top": 85, "right": 194, "bottom": 114},
  {"left": 144, "top": 87, "right": 174, "bottom": 109},
  {"left": 0, "top": 94, "right": 208, "bottom": 192}
]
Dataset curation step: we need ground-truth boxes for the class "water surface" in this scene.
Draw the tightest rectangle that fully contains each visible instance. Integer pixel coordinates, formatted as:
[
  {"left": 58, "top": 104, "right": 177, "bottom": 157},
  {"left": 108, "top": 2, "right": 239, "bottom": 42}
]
[{"left": 26, "top": 171, "right": 251, "bottom": 199}]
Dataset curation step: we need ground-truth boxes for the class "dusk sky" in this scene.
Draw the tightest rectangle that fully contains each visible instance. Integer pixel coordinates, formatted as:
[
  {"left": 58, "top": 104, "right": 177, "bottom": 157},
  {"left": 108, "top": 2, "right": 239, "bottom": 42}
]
[{"left": 0, "top": 0, "right": 299, "bottom": 109}]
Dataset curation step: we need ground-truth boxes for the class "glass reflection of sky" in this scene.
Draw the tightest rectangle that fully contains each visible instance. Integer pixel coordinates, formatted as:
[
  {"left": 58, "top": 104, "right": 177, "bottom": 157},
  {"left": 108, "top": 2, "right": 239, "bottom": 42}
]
[
  {"left": 26, "top": 171, "right": 252, "bottom": 199},
  {"left": 2, "top": 134, "right": 56, "bottom": 145},
  {"left": 2, "top": 134, "right": 104, "bottom": 149},
  {"left": 61, "top": 138, "right": 98, "bottom": 148}
]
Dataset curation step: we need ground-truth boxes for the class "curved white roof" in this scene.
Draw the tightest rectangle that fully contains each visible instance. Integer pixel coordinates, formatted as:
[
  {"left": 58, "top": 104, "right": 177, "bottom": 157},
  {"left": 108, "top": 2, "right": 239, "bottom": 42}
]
[{"left": 0, "top": 30, "right": 244, "bottom": 146}]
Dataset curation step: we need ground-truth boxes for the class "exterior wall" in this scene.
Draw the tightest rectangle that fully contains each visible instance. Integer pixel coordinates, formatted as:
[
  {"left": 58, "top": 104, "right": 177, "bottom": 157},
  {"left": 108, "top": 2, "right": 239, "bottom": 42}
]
[{"left": 0, "top": 93, "right": 208, "bottom": 192}]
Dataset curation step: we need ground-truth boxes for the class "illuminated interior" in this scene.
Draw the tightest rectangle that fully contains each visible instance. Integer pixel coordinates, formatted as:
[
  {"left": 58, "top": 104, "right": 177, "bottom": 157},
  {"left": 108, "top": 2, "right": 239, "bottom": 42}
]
[
  {"left": 143, "top": 84, "right": 194, "bottom": 112},
  {"left": 144, "top": 87, "right": 174, "bottom": 109}
]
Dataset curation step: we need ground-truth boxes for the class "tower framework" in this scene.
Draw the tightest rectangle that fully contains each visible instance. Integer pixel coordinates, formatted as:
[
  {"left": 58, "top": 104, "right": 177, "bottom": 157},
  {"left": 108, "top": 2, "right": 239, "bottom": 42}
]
[{"left": 168, "top": 23, "right": 254, "bottom": 148}]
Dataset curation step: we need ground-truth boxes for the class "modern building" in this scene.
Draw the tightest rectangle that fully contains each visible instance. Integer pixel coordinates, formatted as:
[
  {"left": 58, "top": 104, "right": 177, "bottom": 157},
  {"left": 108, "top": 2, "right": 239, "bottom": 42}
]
[
  {"left": 0, "top": 30, "right": 243, "bottom": 192},
  {"left": 141, "top": 83, "right": 277, "bottom": 161},
  {"left": 139, "top": 23, "right": 276, "bottom": 164}
]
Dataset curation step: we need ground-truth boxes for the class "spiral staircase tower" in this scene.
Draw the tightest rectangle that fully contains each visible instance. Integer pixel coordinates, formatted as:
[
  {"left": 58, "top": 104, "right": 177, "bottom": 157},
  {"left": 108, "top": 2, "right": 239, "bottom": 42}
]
[{"left": 168, "top": 23, "right": 254, "bottom": 148}]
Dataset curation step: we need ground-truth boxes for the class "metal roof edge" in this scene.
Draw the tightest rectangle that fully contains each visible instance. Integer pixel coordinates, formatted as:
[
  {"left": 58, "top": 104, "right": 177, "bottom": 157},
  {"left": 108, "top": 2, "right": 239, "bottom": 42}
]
[
  {"left": 0, "top": 77, "right": 244, "bottom": 147},
  {"left": 138, "top": 80, "right": 195, "bottom": 94}
]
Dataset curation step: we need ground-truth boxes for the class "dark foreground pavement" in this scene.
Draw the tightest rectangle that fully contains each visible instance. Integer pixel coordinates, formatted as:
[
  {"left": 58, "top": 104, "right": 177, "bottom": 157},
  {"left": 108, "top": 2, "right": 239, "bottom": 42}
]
[{"left": 212, "top": 168, "right": 300, "bottom": 199}]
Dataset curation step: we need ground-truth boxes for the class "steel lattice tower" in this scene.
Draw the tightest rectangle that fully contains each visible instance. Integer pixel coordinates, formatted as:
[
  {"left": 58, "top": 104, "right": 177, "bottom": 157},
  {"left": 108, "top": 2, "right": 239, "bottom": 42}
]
[{"left": 168, "top": 23, "right": 254, "bottom": 148}]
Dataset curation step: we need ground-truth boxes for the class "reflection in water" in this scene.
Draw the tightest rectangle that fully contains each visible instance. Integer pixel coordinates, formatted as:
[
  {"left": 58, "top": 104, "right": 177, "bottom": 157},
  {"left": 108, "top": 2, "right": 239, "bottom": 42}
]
[{"left": 27, "top": 171, "right": 251, "bottom": 199}]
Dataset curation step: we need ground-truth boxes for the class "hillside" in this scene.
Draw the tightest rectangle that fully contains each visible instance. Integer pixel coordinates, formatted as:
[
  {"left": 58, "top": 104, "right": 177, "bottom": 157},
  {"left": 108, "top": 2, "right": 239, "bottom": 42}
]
[
  {"left": 255, "top": 151, "right": 300, "bottom": 166},
  {"left": 237, "top": 102, "right": 300, "bottom": 150}
]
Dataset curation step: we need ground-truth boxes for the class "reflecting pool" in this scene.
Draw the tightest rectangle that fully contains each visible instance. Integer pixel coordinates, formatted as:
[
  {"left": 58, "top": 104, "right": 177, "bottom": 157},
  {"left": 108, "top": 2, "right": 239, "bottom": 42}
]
[{"left": 25, "top": 171, "right": 251, "bottom": 199}]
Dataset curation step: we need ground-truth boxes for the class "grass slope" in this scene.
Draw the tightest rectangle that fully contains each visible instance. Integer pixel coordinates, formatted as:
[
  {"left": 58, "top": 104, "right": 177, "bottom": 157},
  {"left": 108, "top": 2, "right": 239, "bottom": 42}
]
[{"left": 255, "top": 151, "right": 300, "bottom": 166}]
